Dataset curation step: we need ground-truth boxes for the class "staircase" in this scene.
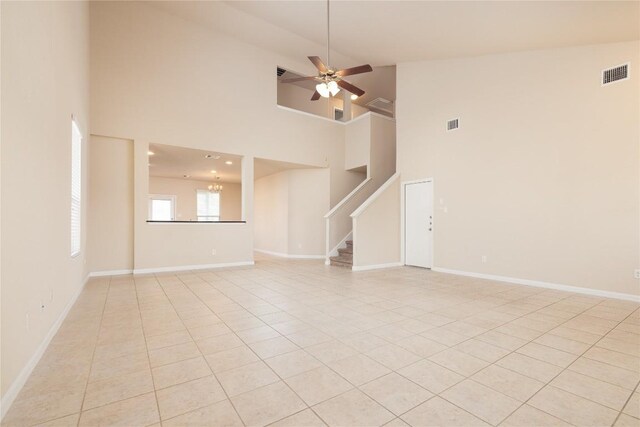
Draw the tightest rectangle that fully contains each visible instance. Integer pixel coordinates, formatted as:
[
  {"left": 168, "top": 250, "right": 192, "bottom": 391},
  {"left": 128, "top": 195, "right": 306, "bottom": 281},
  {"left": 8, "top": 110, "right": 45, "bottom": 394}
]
[{"left": 330, "top": 240, "right": 353, "bottom": 268}]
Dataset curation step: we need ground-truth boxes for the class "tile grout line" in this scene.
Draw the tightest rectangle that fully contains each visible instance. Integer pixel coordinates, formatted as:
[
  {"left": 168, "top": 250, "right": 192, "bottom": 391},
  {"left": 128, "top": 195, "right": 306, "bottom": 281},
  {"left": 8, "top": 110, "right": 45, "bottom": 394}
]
[
  {"left": 198, "top": 266, "right": 638, "bottom": 427},
  {"left": 159, "top": 272, "right": 249, "bottom": 426},
  {"left": 611, "top": 381, "right": 640, "bottom": 426},
  {"left": 132, "top": 274, "right": 168, "bottom": 426},
  {"left": 10, "top": 260, "right": 638, "bottom": 427},
  {"left": 490, "top": 304, "right": 640, "bottom": 426},
  {"left": 386, "top": 292, "right": 632, "bottom": 425},
  {"left": 75, "top": 275, "right": 112, "bottom": 426}
]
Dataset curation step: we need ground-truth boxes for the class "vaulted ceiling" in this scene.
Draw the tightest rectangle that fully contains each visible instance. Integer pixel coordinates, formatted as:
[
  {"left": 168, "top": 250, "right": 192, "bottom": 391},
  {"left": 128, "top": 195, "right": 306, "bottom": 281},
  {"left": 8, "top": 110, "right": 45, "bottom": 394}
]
[{"left": 151, "top": 1, "right": 639, "bottom": 67}]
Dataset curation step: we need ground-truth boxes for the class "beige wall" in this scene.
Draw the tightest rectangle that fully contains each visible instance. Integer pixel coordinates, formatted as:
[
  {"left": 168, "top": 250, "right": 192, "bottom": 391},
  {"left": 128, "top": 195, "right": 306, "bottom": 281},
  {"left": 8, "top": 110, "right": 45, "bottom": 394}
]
[
  {"left": 397, "top": 41, "right": 639, "bottom": 296},
  {"left": 287, "top": 169, "right": 330, "bottom": 256},
  {"left": 1, "top": 0, "right": 90, "bottom": 405},
  {"left": 88, "top": 136, "right": 133, "bottom": 273},
  {"left": 133, "top": 141, "right": 254, "bottom": 271},
  {"left": 278, "top": 82, "right": 342, "bottom": 120},
  {"left": 353, "top": 176, "right": 401, "bottom": 268},
  {"left": 90, "top": 1, "right": 364, "bottom": 270},
  {"left": 91, "top": 1, "right": 356, "bottom": 205},
  {"left": 254, "top": 172, "right": 289, "bottom": 254},
  {"left": 277, "top": 81, "right": 369, "bottom": 122},
  {"left": 326, "top": 114, "right": 396, "bottom": 256},
  {"left": 254, "top": 169, "right": 330, "bottom": 256},
  {"left": 149, "top": 177, "right": 242, "bottom": 221},
  {"left": 345, "top": 115, "right": 371, "bottom": 171}
]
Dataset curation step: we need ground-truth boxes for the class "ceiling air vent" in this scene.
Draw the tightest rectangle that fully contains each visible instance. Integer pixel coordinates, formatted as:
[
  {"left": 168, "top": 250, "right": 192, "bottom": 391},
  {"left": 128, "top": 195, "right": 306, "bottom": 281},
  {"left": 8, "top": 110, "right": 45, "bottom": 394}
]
[
  {"left": 366, "top": 97, "right": 394, "bottom": 114},
  {"left": 602, "top": 63, "right": 629, "bottom": 85},
  {"left": 277, "top": 67, "right": 286, "bottom": 77},
  {"left": 447, "top": 118, "right": 459, "bottom": 131}
]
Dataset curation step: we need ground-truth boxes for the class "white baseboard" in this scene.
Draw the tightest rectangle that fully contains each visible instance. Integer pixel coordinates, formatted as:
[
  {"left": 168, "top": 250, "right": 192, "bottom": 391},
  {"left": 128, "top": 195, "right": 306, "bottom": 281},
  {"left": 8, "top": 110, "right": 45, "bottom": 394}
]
[
  {"left": 352, "top": 262, "right": 403, "bottom": 272},
  {"left": 89, "top": 269, "right": 133, "bottom": 277},
  {"left": 254, "top": 249, "right": 325, "bottom": 260},
  {"left": 133, "top": 261, "right": 254, "bottom": 275},
  {"left": 0, "top": 274, "right": 90, "bottom": 420},
  {"left": 431, "top": 267, "right": 640, "bottom": 303}
]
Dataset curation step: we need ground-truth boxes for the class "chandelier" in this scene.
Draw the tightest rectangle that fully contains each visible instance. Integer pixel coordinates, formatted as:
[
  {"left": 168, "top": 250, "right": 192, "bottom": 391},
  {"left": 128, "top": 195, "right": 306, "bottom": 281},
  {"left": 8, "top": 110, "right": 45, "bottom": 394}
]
[{"left": 208, "top": 183, "right": 223, "bottom": 193}]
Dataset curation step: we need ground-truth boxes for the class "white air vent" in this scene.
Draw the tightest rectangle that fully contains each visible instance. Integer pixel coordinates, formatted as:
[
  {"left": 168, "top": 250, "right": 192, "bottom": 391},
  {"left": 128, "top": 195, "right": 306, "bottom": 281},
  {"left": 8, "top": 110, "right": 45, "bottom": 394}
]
[
  {"left": 366, "top": 97, "right": 394, "bottom": 114},
  {"left": 447, "top": 118, "right": 459, "bottom": 131},
  {"left": 602, "top": 63, "right": 629, "bottom": 85}
]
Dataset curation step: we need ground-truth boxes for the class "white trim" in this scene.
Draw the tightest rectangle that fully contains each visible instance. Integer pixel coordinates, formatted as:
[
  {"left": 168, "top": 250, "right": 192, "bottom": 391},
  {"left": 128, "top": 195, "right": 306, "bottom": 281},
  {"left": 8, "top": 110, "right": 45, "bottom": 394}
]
[
  {"left": 276, "top": 105, "right": 341, "bottom": 124},
  {"left": 276, "top": 106, "right": 395, "bottom": 126},
  {"left": 254, "top": 249, "right": 325, "bottom": 259},
  {"left": 346, "top": 110, "right": 395, "bottom": 125},
  {"left": 400, "top": 178, "right": 434, "bottom": 267},
  {"left": 133, "top": 261, "right": 254, "bottom": 275},
  {"left": 351, "top": 173, "right": 399, "bottom": 218},
  {"left": 324, "top": 178, "right": 372, "bottom": 218},
  {"left": 89, "top": 269, "right": 133, "bottom": 277},
  {"left": 1, "top": 274, "right": 91, "bottom": 420},
  {"left": 352, "top": 262, "right": 403, "bottom": 272},
  {"left": 432, "top": 267, "right": 640, "bottom": 303}
]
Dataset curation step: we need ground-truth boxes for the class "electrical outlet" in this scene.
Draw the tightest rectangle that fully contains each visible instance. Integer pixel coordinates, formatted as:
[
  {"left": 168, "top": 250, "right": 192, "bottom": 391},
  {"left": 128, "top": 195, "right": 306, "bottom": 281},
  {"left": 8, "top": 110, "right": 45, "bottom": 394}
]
[
  {"left": 481, "top": 255, "right": 487, "bottom": 263},
  {"left": 211, "top": 249, "right": 217, "bottom": 256},
  {"left": 635, "top": 269, "right": 640, "bottom": 279}
]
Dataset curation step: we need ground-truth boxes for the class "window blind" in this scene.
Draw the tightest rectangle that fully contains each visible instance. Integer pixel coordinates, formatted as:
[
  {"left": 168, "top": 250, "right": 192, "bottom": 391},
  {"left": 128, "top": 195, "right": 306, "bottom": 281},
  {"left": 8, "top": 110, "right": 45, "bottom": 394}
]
[{"left": 70, "top": 120, "right": 82, "bottom": 256}]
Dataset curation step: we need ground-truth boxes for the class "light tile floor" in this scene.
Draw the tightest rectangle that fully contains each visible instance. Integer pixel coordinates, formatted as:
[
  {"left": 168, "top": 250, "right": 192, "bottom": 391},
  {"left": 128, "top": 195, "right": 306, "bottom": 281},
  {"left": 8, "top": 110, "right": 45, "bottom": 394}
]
[{"left": 4, "top": 254, "right": 640, "bottom": 426}]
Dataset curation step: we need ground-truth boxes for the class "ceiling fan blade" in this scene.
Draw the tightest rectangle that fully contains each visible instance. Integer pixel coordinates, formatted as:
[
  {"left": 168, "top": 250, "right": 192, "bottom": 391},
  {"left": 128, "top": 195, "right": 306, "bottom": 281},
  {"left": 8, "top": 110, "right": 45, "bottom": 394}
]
[
  {"left": 281, "top": 76, "right": 317, "bottom": 83},
  {"left": 337, "top": 79, "right": 365, "bottom": 97},
  {"left": 335, "top": 64, "right": 373, "bottom": 77},
  {"left": 311, "top": 91, "right": 321, "bottom": 101},
  {"left": 308, "top": 56, "right": 328, "bottom": 73}
]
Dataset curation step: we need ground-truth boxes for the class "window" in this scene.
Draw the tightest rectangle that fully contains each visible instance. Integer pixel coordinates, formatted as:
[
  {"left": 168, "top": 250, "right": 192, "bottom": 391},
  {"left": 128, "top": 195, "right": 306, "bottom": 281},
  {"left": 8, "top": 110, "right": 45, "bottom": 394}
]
[
  {"left": 334, "top": 107, "right": 344, "bottom": 121},
  {"left": 148, "top": 195, "right": 176, "bottom": 221},
  {"left": 70, "top": 120, "right": 82, "bottom": 256},
  {"left": 197, "top": 190, "right": 220, "bottom": 221}
]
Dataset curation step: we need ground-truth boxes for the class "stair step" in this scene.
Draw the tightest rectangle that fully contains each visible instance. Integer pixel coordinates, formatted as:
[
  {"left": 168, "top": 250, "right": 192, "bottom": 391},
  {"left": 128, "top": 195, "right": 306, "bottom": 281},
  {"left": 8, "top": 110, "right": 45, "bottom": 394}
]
[
  {"left": 338, "top": 247, "right": 353, "bottom": 256},
  {"left": 330, "top": 258, "right": 352, "bottom": 268},
  {"left": 346, "top": 240, "right": 353, "bottom": 248},
  {"left": 330, "top": 255, "right": 353, "bottom": 267}
]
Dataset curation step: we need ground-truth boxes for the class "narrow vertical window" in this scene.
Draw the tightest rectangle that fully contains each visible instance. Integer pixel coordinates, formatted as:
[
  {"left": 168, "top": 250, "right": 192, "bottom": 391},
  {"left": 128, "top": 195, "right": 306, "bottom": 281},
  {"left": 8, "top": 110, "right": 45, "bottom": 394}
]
[{"left": 70, "top": 119, "right": 82, "bottom": 256}]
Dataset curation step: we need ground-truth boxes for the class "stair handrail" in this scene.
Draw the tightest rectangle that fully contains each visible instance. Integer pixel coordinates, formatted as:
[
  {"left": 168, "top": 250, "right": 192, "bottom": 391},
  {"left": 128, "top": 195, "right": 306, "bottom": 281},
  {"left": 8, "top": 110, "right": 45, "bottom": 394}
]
[
  {"left": 350, "top": 173, "right": 400, "bottom": 219},
  {"left": 324, "top": 177, "right": 372, "bottom": 219}
]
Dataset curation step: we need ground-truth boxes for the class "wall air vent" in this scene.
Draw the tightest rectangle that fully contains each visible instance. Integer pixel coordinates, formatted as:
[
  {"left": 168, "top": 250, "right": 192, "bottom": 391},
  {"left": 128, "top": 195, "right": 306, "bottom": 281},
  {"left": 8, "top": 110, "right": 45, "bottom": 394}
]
[
  {"left": 602, "top": 63, "right": 629, "bottom": 85},
  {"left": 447, "top": 118, "right": 459, "bottom": 131},
  {"left": 277, "top": 67, "right": 286, "bottom": 77},
  {"left": 366, "top": 97, "right": 394, "bottom": 115}
]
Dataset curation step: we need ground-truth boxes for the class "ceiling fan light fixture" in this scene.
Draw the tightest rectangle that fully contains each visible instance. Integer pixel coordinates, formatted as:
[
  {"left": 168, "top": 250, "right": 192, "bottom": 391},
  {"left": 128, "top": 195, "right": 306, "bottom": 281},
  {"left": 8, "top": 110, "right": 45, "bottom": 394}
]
[
  {"left": 316, "top": 82, "right": 331, "bottom": 98},
  {"left": 327, "top": 80, "right": 340, "bottom": 96}
]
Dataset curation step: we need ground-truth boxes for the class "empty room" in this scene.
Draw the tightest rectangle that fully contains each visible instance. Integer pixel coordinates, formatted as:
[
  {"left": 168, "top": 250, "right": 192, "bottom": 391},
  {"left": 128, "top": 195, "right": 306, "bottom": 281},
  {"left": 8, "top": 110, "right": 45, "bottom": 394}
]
[{"left": 1, "top": 1, "right": 638, "bottom": 426}]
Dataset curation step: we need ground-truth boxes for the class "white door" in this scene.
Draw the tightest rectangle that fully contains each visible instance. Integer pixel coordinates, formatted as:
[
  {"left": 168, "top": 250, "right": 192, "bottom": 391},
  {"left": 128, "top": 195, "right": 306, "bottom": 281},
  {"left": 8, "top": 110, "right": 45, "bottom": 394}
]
[{"left": 405, "top": 181, "right": 433, "bottom": 268}]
